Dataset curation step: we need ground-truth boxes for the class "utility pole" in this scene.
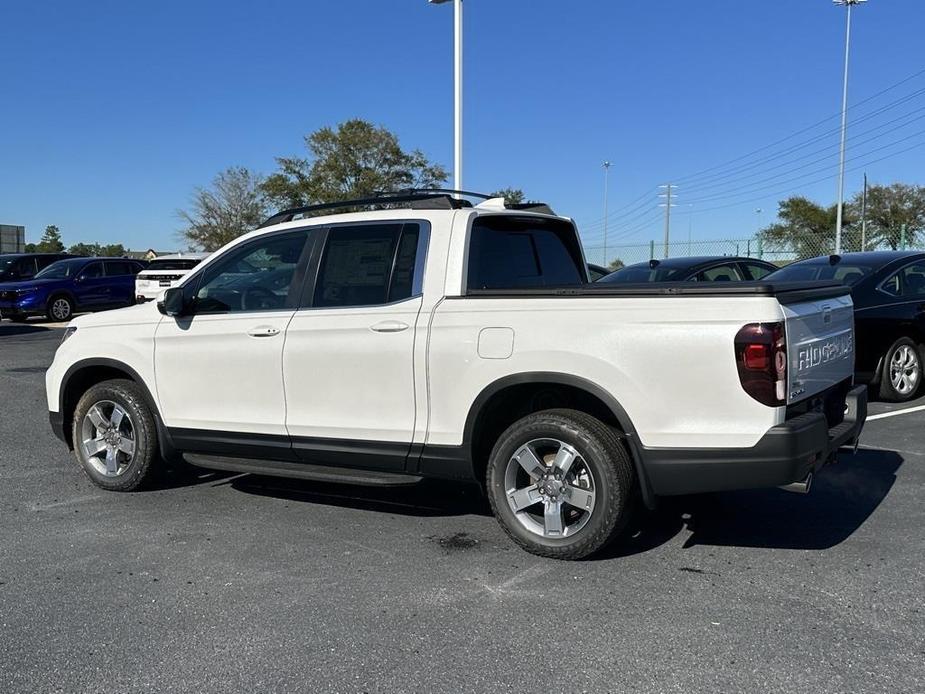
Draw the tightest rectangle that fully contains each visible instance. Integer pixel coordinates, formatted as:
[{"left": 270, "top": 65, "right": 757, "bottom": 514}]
[
  {"left": 602, "top": 161, "right": 611, "bottom": 267},
  {"left": 659, "top": 184, "right": 675, "bottom": 258},
  {"left": 428, "top": 0, "right": 463, "bottom": 194},
  {"left": 861, "top": 172, "right": 868, "bottom": 251},
  {"left": 833, "top": 0, "right": 867, "bottom": 254}
]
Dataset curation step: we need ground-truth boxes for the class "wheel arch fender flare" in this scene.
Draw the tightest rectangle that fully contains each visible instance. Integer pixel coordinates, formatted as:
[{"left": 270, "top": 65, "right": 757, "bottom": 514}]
[
  {"left": 462, "top": 371, "right": 656, "bottom": 508},
  {"left": 58, "top": 357, "right": 177, "bottom": 458}
]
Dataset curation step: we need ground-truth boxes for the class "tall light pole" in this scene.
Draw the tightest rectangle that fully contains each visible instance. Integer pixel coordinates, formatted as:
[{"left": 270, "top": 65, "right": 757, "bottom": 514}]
[
  {"left": 833, "top": 0, "right": 866, "bottom": 254},
  {"left": 429, "top": 0, "right": 463, "bottom": 194},
  {"left": 602, "top": 161, "right": 611, "bottom": 266},
  {"left": 659, "top": 184, "right": 676, "bottom": 258}
]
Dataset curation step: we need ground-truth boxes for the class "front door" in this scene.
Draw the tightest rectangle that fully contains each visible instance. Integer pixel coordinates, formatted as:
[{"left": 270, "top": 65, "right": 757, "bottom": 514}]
[
  {"left": 73, "top": 262, "right": 109, "bottom": 307},
  {"left": 283, "top": 221, "right": 427, "bottom": 470},
  {"left": 154, "top": 230, "right": 312, "bottom": 456}
]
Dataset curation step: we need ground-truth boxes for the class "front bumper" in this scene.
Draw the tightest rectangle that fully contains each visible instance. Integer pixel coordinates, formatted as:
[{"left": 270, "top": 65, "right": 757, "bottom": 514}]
[{"left": 643, "top": 385, "right": 867, "bottom": 496}]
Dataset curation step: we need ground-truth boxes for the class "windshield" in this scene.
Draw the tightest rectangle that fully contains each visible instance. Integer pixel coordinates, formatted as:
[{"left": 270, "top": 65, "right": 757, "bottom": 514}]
[
  {"left": 600, "top": 265, "right": 684, "bottom": 283},
  {"left": 768, "top": 262, "right": 873, "bottom": 285},
  {"left": 146, "top": 258, "right": 201, "bottom": 271},
  {"left": 35, "top": 258, "right": 86, "bottom": 280}
]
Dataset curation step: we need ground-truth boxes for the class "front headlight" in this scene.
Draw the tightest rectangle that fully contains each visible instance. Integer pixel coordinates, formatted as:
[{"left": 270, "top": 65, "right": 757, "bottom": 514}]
[{"left": 61, "top": 326, "right": 77, "bottom": 345}]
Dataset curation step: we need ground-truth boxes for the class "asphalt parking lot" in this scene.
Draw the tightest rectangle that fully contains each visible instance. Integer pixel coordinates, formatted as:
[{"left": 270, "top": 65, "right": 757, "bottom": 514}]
[{"left": 1, "top": 322, "right": 923, "bottom": 694}]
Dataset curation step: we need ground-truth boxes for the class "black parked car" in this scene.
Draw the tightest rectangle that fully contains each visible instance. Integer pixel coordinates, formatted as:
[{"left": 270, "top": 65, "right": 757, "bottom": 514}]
[
  {"left": 766, "top": 251, "right": 925, "bottom": 402},
  {"left": 599, "top": 256, "right": 778, "bottom": 283},
  {"left": 0, "top": 253, "right": 80, "bottom": 284}
]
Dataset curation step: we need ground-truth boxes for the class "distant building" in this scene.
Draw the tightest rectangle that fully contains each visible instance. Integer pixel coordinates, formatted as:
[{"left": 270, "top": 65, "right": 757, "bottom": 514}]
[
  {"left": 126, "top": 248, "right": 178, "bottom": 261},
  {"left": 0, "top": 225, "right": 25, "bottom": 253}
]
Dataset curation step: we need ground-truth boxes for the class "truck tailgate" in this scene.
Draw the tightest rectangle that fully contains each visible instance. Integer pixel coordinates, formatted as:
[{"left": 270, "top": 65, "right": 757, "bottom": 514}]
[{"left": 783, "top": 293, "right": 854, "bottom": 403}]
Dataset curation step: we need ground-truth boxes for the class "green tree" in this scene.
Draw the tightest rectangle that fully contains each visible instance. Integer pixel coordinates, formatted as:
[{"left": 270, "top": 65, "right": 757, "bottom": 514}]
[
  {"left": 178, "top": 166, "right": 269, "bottom": 251},
  {"left": 98, "top": 243, "right": 127, "bottom": 257},
  {"left": 608, "top": 258, "right": 625, "bottom": 272},
  {"left": 67, "top": 242, "right": 101, "bottom": 256},
  {"left": 490, "top": 188, "right": 526, "bottom": 204},
  {"left": 24, "top": 243, "right": 37, "bottom": 253},
  {"left": 36, "top": 225, "right": 65, "bottom": 252},
  {"left": 759, "top": 196, "right": 857, "bottom": 260},
  {"left": 850, "top": 182, "right": 925, "bottom": 250},
  {"left": 262, "top": 119, "right": 448, "bottom": 210}
]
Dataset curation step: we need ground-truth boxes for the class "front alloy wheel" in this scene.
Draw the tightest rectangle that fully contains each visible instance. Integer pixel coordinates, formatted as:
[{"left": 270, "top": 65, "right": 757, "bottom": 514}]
[
  {"left": 48, "top": 296, "right": 73, "bottom": 321},
  {"left": 80, "top": 400, "right": 136, "bottom": 477}
]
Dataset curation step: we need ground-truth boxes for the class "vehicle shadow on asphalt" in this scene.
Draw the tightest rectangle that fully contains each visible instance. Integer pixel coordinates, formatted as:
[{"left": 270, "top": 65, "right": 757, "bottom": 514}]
[
  {"left": 228, "top": 475, "right": 490, "bottom": 518},
  {"left": 0, "top": 323, "right": 51, "bottom": 337},
  {"left": 602, "top": 448, "right": 903, "bottom": 559}
]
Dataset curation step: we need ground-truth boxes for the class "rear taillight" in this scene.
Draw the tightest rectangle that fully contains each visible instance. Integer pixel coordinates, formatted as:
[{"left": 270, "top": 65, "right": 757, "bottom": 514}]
[{"left": 735, "top": 322, "right": 787, "bottom": 407}]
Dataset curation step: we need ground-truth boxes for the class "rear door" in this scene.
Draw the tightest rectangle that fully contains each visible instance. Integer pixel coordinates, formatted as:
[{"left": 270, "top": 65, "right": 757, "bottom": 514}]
[
  {"left": 104, "top": 260, "right": 142, "bottom": 305},
  {"left": 282, "top": 221, "right": 428, "bottom": 470}
]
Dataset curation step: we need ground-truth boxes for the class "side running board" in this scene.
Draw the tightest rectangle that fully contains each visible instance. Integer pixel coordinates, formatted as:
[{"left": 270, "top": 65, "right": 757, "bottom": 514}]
[{"left": 184, "top": 454, "right": 424, "bottom": 487}]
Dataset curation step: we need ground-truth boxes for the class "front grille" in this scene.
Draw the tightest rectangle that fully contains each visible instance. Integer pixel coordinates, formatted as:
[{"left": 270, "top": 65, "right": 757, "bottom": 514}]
[{"left": 0, "top": 291, "right": 15, "bottom": 301}]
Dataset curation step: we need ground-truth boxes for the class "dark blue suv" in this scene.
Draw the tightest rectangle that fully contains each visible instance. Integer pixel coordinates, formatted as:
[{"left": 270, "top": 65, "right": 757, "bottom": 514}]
[{"left": 0, "top": 257, "right": 146, "bottom": 322}]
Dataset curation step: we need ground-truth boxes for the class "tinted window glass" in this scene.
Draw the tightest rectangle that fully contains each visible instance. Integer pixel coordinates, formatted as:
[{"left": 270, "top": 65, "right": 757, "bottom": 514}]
[
  {"left": 743, "top": 263, "right": 773, "bottom": 280},
  {"left": 36, "top": 259, "right": 84, "bottom": 279},
  {"left": 467, "top": 216, "right": 583, "bottom": 290},
  {"left": 884, "top": 262, "right": 925, "bottom": 297},
  {"left": 314, "top": 223, "right": 421, "bottom": 308},
  {"left": 36, "top": 256, "right": 59, "bottom": 271},
  {"left": 147, "top": 258, "right": 202, "bottom": 271},
  {"left": 81, "top": 263, "right": 104, "bottom": 279},
  {"left": 16, "top": 257, "right": 38, "bottom": 276},
  {"left": 194, "top": 232, "right": 307, "bottom": 313},
  {"left": 696, "top": 264, "right": 743, "bottom": 282},
  {"left": 106, "top": 261, "right": 135, "bottom": 276},
  {"left": 769, "top": 262, "right": 873, "bottom": 285},
  {"left": 600, "top": 265, "right": 679, "bottom": 283}
]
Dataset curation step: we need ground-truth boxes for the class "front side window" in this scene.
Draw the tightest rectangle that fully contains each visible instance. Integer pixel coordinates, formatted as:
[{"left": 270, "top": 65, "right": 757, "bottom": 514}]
[
  {"left": 466, "top": 216, "right": 584, "bottom": 290},
  {"left": 313, "top": 223, "right": 422, "bottom": 308},
  {"left": 882, "top": 262, "right": 925, "bottom": 297},
  {"left": 193, "top": 232, "right": 309, "bottom": 313},
  {"left": 80, "top": 263, "right": 104, "bottom": 279}
]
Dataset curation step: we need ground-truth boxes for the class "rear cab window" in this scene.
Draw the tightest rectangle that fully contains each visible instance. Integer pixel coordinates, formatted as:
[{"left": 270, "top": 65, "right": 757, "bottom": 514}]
[{"left": 466, "top": 215, "right": 585, "bottom": 291}]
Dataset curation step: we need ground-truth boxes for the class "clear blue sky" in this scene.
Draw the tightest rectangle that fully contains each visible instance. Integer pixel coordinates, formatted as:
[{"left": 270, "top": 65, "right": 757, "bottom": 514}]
[{"left": 2, "top": 0, "right": 923, "bottom": 255}]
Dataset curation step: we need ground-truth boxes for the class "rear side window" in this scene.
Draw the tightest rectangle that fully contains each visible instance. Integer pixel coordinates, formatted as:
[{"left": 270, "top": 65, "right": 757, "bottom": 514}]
[
  {"left": 466, "top": 216, "right": 584, "bottom": 290},
  {"left": 696, "top": 264, "right": 743, "bottom": 282},
  {"left": 105, "top": 261, "right": 136, "bottom": 276},
  {"left": 313, "top": 223, "right": 423, "bottom": 308},
  {"left": 742, "top": 262, "right": 774, "bottom": 280}
]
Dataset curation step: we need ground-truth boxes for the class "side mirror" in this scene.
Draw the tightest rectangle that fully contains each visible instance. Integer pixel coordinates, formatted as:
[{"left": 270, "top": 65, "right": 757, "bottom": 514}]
[{"left": 158, "top": 287, "right": 186, "bottom": 317}]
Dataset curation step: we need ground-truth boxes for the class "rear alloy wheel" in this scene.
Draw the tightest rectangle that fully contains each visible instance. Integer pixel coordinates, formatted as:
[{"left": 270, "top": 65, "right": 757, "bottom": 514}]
[
  {"left": 72, "top": 379, "right": 159, "bottom": 491},
  {"left": 486, "top": 409, "right": 636, "bottom": 560},
  {"left": 879, "top": 337, "right": 923, "bottom": 402},
  {"left": 47, "top": 295, "right": 73, "bottom": 322}
]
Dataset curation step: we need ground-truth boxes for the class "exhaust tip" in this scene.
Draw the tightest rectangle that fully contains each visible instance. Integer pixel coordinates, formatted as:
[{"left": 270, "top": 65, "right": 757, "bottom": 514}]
[{"left": 779, "top": 473, "right": 813, "bottom": 495}]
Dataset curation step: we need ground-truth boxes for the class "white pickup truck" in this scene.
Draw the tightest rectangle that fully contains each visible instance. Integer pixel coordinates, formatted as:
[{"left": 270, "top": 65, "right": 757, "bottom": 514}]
[{"left": 46, "top": 191, "right": 866, "bottom": 559}]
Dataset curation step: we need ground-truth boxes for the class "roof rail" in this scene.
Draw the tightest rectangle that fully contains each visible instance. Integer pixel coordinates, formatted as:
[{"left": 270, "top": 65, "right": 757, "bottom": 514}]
[{"left": 259, "top": 189, "right": 556, "bottom": 228}]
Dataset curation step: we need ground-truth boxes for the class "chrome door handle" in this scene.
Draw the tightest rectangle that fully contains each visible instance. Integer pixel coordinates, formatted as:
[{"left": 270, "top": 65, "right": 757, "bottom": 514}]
[
  {"left": 370, "top": 320, "right": 409, "bottom": 333},
  {"left": 247, "top": 327, "right": 280, "bottom": 338}
]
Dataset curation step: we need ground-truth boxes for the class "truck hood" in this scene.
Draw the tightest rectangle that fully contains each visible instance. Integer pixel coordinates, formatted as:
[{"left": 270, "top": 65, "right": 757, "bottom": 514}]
[{"left": 71, "top": 301, "right": 163, "bottom": 329}]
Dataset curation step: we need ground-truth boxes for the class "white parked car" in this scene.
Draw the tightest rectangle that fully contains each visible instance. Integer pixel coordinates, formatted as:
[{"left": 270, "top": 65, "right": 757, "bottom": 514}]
[
  {"left": 45, "top": 191, "right": 866, "bottom": 559},
  {"left": 134, "top": 253, "right": 209, "bottom": 303}
]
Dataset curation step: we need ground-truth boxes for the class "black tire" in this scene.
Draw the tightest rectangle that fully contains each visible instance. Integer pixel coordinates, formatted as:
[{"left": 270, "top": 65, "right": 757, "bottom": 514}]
[
  {"left": 486, "top": 408, "right": 636, "bottom": 560},
  {"left": 878, "top": 337, "right": 923, "bottom": 402},
  {"left": 71, "top": 379, "right": 160, "bottom": 491},
  {"left": 46, "top": 294, "right": 74, "bottom": 322}
]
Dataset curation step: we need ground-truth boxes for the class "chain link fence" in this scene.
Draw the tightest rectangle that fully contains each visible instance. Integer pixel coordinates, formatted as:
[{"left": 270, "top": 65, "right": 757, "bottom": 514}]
[{"left": 584, "top": 236, "right": 925, "bottom": 271}]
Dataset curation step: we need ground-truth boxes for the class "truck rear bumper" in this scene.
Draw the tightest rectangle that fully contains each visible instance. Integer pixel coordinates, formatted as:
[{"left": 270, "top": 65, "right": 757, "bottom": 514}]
[{"left": 643, "top": 385, "right": 867, "bottom": 496}]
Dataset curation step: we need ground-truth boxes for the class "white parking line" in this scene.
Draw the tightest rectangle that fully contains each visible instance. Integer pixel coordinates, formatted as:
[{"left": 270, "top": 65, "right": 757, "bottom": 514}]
[{"left": 867, "top": 404, "right": 925, "bottom": 421}]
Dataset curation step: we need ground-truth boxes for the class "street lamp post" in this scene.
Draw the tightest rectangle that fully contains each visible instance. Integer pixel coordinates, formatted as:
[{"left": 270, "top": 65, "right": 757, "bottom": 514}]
[
  {"left": 602, "top": 161, "right": 611, "bottom": 266},
  {"left": 833, "top": 0, "right": 867, "bottom": 254},
  {"left": 429, "top": 0, "right": 463, "bottom": 194}
]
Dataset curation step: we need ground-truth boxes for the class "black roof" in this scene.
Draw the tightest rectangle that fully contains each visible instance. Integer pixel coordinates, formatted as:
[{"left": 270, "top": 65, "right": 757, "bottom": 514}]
[
  {"left": 623, "top": 256, "right": 773, "bottom": 270},
  {"left": 787, "top": 250, "right": 925, "bottom": 267}
]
